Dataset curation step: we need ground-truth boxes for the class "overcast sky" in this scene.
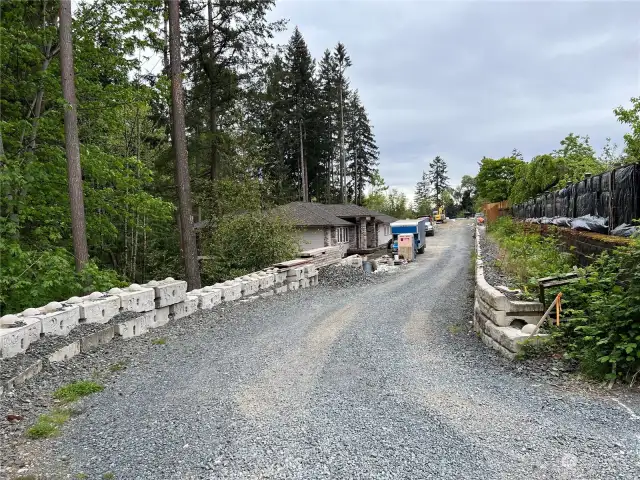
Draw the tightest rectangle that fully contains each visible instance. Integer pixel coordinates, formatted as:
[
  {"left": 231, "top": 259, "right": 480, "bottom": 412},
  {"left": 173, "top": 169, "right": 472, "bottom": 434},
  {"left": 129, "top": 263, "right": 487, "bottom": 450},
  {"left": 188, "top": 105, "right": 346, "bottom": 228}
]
[{"left": 268, "top": 0, "right": 640, "bottom": 199}]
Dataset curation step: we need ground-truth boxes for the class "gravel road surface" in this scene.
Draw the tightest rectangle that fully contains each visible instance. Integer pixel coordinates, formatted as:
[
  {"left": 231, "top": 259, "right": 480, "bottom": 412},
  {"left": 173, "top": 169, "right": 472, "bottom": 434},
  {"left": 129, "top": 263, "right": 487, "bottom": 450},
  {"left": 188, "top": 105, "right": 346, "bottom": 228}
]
[{"left": 25, "top": 221, "right": 640, "bottom": 479}]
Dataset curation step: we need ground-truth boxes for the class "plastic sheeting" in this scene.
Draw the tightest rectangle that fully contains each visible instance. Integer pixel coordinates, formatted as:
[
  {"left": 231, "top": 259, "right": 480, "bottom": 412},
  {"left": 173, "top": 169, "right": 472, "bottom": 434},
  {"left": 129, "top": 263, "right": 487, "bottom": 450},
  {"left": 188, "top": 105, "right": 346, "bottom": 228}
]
[
  {"left": 512, "top": 163, "right": 640, "bottom": 232},
  {"left": 611, "top": 223, "right": 640, "bottom": 238},
  {"left": 570, "top": 214, "right": 608, "bottom": 234},
  {"left": 613, "top": 165, "right": 640, "bottom": 228},
  {"left": 551, "top": 217, "right": 572, "bottom": 227}
]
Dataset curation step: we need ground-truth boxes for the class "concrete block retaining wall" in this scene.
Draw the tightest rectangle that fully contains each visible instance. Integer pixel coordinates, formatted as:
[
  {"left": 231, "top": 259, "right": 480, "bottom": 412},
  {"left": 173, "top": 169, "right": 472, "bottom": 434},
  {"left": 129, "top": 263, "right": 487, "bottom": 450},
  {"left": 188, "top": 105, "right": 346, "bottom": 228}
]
[
  {"left": 0, "top": 245, "right": 352, "bottom": 396},
  {"left": 473, "top": 227, "right": 547, "bottom": 359}
]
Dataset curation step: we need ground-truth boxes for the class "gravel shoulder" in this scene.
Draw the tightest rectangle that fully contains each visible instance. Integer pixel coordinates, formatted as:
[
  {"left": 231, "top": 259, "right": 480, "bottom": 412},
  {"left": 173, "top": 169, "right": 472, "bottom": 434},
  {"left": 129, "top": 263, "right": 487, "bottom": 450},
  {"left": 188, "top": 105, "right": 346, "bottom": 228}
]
[{"left": 4, "top": 221, "right": 640, "bottom": 479}]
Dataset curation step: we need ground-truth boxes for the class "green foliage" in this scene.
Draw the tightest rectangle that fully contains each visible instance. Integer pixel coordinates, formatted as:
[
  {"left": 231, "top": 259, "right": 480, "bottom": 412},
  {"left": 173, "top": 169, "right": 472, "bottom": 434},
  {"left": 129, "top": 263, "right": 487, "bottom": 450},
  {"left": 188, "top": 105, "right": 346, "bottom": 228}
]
[
  {"left": 509, "top": 134, "right": 606, "bottom": 203},
  {"left": 53, "top": 380, "right": 104, "bottom": 403},
  {"left": 414, "top": 171, "right": 432, "bottom": 216},
  {"left": 427, "top": 156, "right": 449, "bottom": 205},
  {"left": 557, "top": 239, "right": 640, "bottom": 381},
  {"left": 0, "top": 238, "right": 125, "bottom": 314},
  {"left": 613, "top": 96, "right": 640, "bottom": 162},
  {"left": 487, "top": 217, "right": 574, "bottom": 293},
  {"left": 202, "top": 212, "right": 300, "bottom": 283},
  {"left": 151, "top": 338, "right": 166, "bottom": 345},
  {"left": 26, "top": 409, "right": 71, "bottom": 439},
  {"left": 476, "top": 155, "right": 524, "bottom": 203}
]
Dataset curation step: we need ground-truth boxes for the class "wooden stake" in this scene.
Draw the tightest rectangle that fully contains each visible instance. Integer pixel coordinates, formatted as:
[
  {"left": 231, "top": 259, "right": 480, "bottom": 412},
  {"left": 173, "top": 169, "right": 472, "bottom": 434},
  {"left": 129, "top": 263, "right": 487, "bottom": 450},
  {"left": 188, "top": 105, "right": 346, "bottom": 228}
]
[{"left": 529, "top": 293, "right": 562, "bottom": 338}]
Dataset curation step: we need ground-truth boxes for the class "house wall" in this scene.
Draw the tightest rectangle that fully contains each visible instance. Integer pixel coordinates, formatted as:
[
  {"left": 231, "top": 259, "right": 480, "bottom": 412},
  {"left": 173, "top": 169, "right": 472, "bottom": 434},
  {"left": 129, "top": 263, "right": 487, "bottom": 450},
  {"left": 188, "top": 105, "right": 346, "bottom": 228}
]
[
  {"left": 377, "top": 223, "right": 392, "bottom": 247},
  {"left": 300, "top": 228, "right": 326, "bottom": 250}
]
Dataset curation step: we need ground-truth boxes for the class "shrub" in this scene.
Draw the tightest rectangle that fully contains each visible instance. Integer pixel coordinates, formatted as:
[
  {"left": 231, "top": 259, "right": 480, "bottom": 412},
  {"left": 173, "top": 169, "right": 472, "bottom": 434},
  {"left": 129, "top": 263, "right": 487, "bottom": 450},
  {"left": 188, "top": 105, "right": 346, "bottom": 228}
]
[
  {"left": 557, "top": 238, "right": 640, "bottom": 381},
  {"left": 0, "top": 240, "right": 125, "bottom": 315},
  {"left": 201, "top": 211, "right": 300, "bottom": 283}
]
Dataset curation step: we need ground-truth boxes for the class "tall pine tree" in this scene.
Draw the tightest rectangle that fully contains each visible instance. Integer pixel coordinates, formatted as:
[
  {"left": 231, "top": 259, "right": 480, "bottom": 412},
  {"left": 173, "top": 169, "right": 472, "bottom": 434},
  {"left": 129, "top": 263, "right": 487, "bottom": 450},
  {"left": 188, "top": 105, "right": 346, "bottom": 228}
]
[
  {"left": 427, "top": 156, "right": 449, "bottom": 206},
  {"left": 345, "top": 90, "right": 379, "bottom": 205},
  {"left": 284, "top": 27, "right": 318, "bottom": 202},
  {"left": 414, "top": 171, "right": 431, "bottom": 216}
]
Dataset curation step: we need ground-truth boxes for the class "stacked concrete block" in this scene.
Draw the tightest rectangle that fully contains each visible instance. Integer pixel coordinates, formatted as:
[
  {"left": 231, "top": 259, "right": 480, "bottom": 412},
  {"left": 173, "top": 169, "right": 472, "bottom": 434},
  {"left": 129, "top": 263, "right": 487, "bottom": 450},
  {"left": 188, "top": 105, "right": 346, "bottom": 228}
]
[
  {"left": 216, "top": 281, "right": 242, "bottom": 302},
  {"left": 239, "top": 276, "right": 260, "bottom": 297},
  {"left": 80, "top": 326, "right": 115, "bottom": 352},
  {"left": 286, "top": 267, "right": 303, "bottom": 281},
  {"left": 259, "top": 290, "right": 274, "bottom": 299},
  {"left": 190, "top": 288, "right": 222, "bottom": 310},
  {"left": 171, "top": 295, "right": 199, "bottom": 320},
  {"left": 0, "top": 315, "right": 43, "bottom": 359},
  {"left": 299, "top": 277, "right": 310, "bottom": 288},
  {"left": 287, "top": 280, "right": 300, "bottom": 292},
  {"left": 473, "top": 227, "right": 547, "bottom": 359},
  {"left": 114, "top": 284, "right": 155, "bottom": 313},
  {"left": 152, "top": 306, "right": 171, "bottom": 328},
  {"left": 146, "top": 278, "right": 187, "bottom": 308},
  {"left": 273, "top": 270, "right": 287, "bottom": 285},
  {"left": 38, "top": 302, "right": 80, "bottom": 335},
  {"left": 114, "top": 311, "right": 154, "bottom": 339},
  {"left": 274, "top": 285, "right": 288, "bottom": 295},
  {"left": 256, "top": 272, "right": 275, "bottom": 290},
  {"left": 69, "top": 292, "right": 121, "bottom": 324},
  {"left": 48, "top": 341, "right": 81, "bottom": 363}
]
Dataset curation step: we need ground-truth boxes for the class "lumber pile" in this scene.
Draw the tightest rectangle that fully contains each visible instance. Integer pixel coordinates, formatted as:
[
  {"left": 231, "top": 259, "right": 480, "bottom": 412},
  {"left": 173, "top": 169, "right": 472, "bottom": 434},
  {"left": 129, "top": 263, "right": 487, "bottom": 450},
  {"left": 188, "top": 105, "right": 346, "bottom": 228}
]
[{"left": 299, "top": 246, "right": 342, "bottom": 268}]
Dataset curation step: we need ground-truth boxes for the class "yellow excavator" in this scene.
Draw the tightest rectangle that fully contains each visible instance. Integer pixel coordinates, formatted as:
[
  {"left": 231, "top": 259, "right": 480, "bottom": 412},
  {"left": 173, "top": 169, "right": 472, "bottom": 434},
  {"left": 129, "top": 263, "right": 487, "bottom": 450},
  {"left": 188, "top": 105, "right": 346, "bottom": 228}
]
[{"left": 433, "top": 206, "right": 447, "bottom": 223}]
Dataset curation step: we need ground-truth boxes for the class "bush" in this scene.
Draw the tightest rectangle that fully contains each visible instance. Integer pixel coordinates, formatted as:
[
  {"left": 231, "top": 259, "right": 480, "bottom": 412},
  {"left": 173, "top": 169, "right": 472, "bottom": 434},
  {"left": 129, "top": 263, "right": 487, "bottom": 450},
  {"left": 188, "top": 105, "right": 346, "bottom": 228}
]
[
  {"left": 201, "top": 212, "right": 300, "bottom": 283},
  {"left": 487, "top": 217, "right": 574, "bottom": 294},
  {"left": 0, "top": 241, "right": 126, "bottom": 315},
  {"left": 558, "top": 239, "right": 640, "bottom": 381}
]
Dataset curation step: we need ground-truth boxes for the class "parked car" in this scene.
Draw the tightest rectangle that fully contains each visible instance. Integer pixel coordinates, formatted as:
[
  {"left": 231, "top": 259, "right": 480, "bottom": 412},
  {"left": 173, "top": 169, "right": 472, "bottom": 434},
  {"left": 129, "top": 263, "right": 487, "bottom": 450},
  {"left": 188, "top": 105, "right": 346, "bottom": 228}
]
[{"left": 425, "top": 219, "right": 435, "bottom": 236}]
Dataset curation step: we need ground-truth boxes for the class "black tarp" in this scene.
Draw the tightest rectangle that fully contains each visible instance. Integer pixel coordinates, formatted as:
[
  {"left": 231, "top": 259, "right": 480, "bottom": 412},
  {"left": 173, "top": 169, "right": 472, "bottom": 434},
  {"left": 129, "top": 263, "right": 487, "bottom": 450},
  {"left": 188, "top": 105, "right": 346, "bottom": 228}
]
[
  {"left": 511, "top": 163, "right": 640, "bottom": 231},
  {"left": 612, "top": 164, "right": 640, "bottom": 228}
]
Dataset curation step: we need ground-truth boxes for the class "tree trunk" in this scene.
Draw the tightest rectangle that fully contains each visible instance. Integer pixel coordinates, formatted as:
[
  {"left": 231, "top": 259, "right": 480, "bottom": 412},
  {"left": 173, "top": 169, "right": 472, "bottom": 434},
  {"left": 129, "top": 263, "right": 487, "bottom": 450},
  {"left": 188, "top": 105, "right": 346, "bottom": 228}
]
[
  {"left": 168, "top": 0, "right": 201, "bottom": 290},
  {"left": 339, "top": 81, "right": 346, "bottom": 204},
  {"left": 207, "top": 0, "right": 219, "bottom": 181},
  {"left": 299, "top": 120, "right": 308, "bottom": 202},
  {"left": 59, "top": 0, "right": 89, "bottom": 272}
]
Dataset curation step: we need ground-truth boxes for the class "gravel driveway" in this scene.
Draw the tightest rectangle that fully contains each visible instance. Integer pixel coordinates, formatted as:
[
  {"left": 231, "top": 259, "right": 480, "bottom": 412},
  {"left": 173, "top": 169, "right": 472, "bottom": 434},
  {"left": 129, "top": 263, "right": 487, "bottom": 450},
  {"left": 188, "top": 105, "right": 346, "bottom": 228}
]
[{"left": 24, "top": 221, "right": 640, "bottom": 479}]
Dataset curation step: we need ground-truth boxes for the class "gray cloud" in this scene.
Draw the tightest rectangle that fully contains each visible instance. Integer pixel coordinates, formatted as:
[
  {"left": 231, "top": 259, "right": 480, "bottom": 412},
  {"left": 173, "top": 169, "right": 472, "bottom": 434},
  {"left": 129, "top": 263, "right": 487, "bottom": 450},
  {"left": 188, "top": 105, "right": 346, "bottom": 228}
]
[{"left": 270, "top": 0, "right": 640, "bottom": 199}]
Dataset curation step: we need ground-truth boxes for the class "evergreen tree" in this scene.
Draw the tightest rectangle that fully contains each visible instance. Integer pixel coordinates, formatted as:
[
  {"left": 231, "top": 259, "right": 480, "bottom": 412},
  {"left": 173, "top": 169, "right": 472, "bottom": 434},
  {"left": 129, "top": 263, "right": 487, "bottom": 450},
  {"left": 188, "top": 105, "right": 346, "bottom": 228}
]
[
  {"left": 414, "top": 171, "right": 431, "bottom": 216},
  {"left": 316, "top": 49, "right": 339, "bottom": 202},
  {"left": 345, "top": 90, "right": 379, "bottom": 205},
  {"left": 334, "top": 42, "right": 351, "bottom": 203},
  {"left": 427, "top": 156, "right": 449, "bottom": 206},
  {"left": 283, "top": 27, "right": 318, "bottom": 202}
]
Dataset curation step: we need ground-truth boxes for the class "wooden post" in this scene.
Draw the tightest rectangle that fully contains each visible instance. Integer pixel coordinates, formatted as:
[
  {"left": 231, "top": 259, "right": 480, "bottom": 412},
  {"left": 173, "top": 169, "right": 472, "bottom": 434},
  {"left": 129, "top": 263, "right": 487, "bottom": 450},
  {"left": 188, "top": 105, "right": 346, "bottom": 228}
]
[{"left": 529, "top": 293, "right": 562, "bottom": 338}]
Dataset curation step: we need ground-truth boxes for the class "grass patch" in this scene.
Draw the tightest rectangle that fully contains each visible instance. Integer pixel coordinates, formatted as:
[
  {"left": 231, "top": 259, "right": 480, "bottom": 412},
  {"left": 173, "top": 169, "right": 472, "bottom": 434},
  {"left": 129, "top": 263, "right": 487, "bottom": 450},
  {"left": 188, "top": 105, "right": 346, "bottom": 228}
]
[
  {"left": 487, "top": 217, "right": 573, "bottom": 295},
  {"left": 448, "top": 325, "right": 463, "bottom": 334},
  {"left": 151, "top": 337, "right": 166, "bottom": 345},
  {"left": 109, "top": 362, "right": 126, "bottom": 372},
  {"left": 53, "top": 380, "right": 104, "bottom": 403},
  {"left": 26, "top": 408, "right": 71, "bottom": 439},
  {"left": 102, "top": 473, "right": 115, "bottom": 479},
  {"left": 75, "top": 474, "right": 89, "bottom": 480}
]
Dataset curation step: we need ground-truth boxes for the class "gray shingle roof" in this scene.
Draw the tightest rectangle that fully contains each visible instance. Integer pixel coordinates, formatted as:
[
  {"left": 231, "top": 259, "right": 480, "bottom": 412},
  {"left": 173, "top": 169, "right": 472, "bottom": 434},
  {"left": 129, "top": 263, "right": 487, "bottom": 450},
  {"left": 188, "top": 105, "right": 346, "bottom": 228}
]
[
  {"left": 318, "top": 204, "right": 397, "bottom": 224},
  {"left": 274, "top": 202, "right": 354, "bottom": 227},
  {"left": 275, "top": 202, "right": 397, "bottom": 227}
]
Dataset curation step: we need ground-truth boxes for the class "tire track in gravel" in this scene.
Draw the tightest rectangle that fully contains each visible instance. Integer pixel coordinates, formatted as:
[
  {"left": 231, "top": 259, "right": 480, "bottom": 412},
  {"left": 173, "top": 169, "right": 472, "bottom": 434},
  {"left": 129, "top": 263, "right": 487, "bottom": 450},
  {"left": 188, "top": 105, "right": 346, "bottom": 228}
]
[{"left": 236, "top": 303, "right": 358, "bottom": 418}]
